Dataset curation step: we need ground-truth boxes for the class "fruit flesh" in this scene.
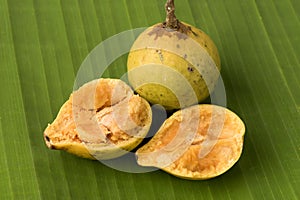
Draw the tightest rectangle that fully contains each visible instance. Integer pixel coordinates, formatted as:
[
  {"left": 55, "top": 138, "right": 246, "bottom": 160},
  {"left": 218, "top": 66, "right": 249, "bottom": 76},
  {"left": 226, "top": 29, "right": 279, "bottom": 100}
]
[
  {"left": 44, "top": 78, "right": 152, "bottom": 160},
  {"left": 127, "top": 22, "right": 221, "bottom": 110},
  {"left": 136, "top": 104, "right": 245, "bottom": 180}
]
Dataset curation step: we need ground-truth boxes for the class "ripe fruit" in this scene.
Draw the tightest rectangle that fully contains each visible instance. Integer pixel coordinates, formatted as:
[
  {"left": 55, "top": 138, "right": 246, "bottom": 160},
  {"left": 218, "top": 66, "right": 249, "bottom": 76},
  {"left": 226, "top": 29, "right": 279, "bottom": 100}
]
[
  {"left": 127, "top": 0, "right": 221, "bottom": 110},
  {"left": 136, "top": 104, "right": 245, "bottom": 180},
  {"left": 44, "top": 78, "right": 152, "bottom": 160}
]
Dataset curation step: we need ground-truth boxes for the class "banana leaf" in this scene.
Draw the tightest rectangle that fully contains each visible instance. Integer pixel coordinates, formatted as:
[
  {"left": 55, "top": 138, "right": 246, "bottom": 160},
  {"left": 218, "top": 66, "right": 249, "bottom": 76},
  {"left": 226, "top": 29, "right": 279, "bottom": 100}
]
[{"left": 0, "top": 0, "right": 299, "bottom": 199}]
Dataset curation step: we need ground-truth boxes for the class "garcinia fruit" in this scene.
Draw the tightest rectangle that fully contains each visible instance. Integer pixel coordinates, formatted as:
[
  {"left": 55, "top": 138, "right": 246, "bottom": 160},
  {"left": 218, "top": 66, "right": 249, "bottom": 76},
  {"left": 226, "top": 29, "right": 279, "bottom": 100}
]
[
  {"left": 127, "top": 0, "right": 221, "bottom": 110},
  {"left": 44, "top": 78, "right": 152, "bottom": 160},
  {"left": 136, "top": 104, "right": 245, "bottom": 180}
]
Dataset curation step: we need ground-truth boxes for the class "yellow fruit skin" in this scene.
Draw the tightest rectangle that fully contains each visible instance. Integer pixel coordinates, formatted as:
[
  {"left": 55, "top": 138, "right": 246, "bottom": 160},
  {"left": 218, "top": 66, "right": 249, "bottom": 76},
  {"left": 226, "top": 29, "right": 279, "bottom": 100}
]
[
  {"left": 127, "top": 22, "right": 221, "bottom": 110},
  {"left": 48, "top": 140, "right": 95, "bottom": 160}
]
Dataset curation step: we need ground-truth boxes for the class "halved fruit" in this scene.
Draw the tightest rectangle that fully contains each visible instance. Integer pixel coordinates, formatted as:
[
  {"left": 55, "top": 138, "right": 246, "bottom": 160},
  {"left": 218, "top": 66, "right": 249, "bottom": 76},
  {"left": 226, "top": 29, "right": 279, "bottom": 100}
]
[
  {"left": 44, "top": 78, "right": 152, "bottom": 160},
  {"left": 136, "top": 104, "right": 245, "bottom": 180}
]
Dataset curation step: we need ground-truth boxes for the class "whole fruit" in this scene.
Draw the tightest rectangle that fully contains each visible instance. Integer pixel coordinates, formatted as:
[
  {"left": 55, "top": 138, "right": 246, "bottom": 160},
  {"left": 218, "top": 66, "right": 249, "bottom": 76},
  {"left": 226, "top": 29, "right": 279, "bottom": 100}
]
[{"left": 127, "top": 0, "right": 221, "bottom": 110}]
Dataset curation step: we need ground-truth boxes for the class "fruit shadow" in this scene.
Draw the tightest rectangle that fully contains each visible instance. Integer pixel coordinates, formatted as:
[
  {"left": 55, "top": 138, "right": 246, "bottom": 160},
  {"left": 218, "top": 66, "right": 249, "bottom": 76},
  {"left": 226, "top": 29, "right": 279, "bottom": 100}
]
[{"left": 132, "top": 104, "right": 169, "bottom": 151}]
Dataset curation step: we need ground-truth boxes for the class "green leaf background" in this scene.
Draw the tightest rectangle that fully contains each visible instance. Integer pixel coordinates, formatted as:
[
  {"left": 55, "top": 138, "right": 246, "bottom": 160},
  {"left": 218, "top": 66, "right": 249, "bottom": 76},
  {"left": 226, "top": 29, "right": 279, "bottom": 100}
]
[{"left": 1, "top": 0, "right": 299, "bottom": 199}]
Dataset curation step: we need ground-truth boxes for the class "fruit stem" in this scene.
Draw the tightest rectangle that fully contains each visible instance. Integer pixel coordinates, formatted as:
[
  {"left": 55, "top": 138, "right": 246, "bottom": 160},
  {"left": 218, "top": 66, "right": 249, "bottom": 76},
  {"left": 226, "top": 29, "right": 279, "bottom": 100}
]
[{"left": 164, "top": 0, "right": 178, "bottom": 30}]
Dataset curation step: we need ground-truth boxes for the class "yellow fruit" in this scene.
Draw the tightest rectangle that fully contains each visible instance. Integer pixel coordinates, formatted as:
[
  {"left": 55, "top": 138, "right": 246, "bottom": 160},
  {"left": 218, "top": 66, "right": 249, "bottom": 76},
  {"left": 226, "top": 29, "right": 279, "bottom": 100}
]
[
  {"left": 127, "top": 1, "right": 221, "bottom": 110},
  {"left": 44, "top": 78, "right": 152, "bottom": 160},
  {"left": 136, "top": 104, "right": 245, "bottom": 180}
]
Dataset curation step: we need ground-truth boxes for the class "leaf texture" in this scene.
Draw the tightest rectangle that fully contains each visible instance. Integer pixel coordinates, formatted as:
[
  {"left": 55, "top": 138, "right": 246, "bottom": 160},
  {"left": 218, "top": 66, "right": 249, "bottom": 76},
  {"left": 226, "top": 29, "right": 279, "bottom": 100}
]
[{"left": 0, "top": 0, "right": 299, "bottom": 199}]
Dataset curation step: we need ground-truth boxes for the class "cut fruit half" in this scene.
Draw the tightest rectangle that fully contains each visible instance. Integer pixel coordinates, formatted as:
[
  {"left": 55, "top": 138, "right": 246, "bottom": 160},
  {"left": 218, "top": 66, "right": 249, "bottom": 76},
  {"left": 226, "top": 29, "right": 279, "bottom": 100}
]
[
  {"left": 136, "top": 104, "right": 245, "bottom": 180},
  {"left": 44, "top": 78, "right": 152, "bottom": 160}
]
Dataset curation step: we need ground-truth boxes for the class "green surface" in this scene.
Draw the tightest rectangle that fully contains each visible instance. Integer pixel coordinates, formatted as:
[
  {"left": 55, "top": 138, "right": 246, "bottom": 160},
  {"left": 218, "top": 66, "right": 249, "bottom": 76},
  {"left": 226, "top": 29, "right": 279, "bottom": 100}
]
[{"left": 1, "top": 0, "right": 300, "bottom": 199}]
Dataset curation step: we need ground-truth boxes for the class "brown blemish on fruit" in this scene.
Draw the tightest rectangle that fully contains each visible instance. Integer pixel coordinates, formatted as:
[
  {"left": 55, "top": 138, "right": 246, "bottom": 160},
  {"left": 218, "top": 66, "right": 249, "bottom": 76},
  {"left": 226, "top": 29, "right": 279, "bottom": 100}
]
[
  {"left": 148, "top": 25, "right": 172, "bottom": 40},
  {"left": 148, "top": 23, "right": 196, "bottom": 40},
  {"left": 187, "top": 66, "right": 194, "bottom": 72},
  {"left": 156, "top": 49, "right": 164, "bottom": 62},
  {"left": 45, "top": 135, "right": 50, "bottom": 142}
]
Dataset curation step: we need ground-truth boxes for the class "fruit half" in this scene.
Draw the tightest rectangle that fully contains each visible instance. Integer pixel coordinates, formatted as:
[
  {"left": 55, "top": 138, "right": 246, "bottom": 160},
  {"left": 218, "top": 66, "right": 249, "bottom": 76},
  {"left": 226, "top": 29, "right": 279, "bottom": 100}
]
[
  {"left": 136, "top": 104, "right": 245, "bottom": 180},
  {"left": 44, "top": 78, "right": 152, "bottom": 160}
]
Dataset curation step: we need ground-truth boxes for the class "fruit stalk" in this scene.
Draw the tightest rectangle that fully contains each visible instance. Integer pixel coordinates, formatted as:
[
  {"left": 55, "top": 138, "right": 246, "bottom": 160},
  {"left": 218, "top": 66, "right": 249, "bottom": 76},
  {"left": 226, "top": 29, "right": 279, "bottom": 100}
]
[{"left": 165, "top": 0, "right": 178, "bottom": 29}]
